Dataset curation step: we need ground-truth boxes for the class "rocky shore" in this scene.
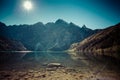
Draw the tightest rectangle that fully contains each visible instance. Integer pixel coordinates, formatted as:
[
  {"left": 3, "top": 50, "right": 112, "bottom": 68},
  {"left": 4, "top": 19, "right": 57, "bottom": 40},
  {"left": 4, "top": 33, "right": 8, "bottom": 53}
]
[{"left": 0, "top": 66, "right": 119, "bottom": 80}]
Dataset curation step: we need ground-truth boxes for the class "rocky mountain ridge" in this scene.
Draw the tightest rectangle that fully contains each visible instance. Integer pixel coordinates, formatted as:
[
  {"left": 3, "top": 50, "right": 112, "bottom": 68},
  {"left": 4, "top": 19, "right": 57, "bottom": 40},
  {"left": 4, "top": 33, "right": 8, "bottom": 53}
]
[{"left": 0, "top": 19, "right": 100, "bottom": 51}]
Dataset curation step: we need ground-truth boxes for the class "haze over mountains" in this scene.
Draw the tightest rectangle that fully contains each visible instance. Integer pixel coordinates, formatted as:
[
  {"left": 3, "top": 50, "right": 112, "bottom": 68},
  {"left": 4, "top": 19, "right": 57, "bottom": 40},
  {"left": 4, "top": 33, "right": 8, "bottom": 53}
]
[{"left": 0, "top": 19, "right": 100, "bottom": 51}]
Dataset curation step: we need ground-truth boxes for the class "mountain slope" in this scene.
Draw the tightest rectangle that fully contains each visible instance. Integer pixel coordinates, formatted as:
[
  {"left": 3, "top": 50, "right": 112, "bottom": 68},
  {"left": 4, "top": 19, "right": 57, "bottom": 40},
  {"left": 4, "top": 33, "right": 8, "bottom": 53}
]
[
  {"left": 0, "top": 19, "right": 100, "bottom": 51},
  {"left": 70, "top": 23, "right": 120, "bottom": 59},
  {"left": 0, "top": 37, "right": 27, "bottom": 51}
]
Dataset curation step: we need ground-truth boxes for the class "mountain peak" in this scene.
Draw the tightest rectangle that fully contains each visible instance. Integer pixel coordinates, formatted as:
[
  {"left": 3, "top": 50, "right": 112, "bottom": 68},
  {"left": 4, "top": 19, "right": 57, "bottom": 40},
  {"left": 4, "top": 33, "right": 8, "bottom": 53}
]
[
  {"left": 34, "top": 22, "right": 44, "bottom": 26},
  {"left": 69, "top": 22, "right": 75, "bottom": 25},
  {"left": 55, "top": 19, "right": 68, "bottom": 25},
  {"left": 81, "top": 24, "right": 92, "bottom": 31},
  {"left": 82, "top": 24, "right": 87, "bottom": 28}
]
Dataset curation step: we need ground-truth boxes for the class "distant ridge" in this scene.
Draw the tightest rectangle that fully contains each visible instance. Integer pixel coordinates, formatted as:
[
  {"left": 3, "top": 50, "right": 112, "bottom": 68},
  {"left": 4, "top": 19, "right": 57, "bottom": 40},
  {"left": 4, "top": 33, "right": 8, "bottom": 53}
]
[{"left": 0, "top": 19, "right": 100, "bottom": 51}]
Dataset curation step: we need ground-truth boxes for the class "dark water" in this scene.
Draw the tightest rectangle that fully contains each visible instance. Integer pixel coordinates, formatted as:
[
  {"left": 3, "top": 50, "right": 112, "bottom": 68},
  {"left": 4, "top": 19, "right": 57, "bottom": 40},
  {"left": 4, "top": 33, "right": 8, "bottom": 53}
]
[
  {"left": 0, "top": 51, "right": 89, "bottom": 66},
  {"left": 0, "top": 51, "right": 119, "bottom": 71}
]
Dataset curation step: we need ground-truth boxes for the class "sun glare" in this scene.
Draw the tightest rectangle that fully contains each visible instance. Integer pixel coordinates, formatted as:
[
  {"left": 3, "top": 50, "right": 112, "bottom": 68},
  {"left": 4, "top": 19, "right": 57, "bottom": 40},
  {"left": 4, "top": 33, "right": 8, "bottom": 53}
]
[{"left": 23, "top": 0, "right": 33, "bottom": 11}]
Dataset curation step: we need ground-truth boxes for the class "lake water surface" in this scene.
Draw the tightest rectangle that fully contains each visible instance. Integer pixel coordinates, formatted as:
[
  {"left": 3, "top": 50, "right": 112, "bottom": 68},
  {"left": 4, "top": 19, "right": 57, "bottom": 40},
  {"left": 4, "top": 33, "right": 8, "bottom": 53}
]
[
  {"left": 0, "top": 51, "right": 119, "bottom": 71},
  {"left": 0, "top": 51, "right": 120, "bottom": 80}
]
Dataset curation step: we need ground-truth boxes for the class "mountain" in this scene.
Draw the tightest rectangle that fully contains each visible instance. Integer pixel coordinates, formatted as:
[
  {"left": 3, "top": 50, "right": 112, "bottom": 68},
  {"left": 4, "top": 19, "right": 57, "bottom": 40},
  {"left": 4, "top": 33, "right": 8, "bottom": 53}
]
[
  {"left": 0, "top": 37, "right": 27, "bottom": 51},
  {"left": 0, "top": 19, "right": 100, "bottom": 51},
  {"left": 69, "top": 23, "right": 120, "bottom": 59}
]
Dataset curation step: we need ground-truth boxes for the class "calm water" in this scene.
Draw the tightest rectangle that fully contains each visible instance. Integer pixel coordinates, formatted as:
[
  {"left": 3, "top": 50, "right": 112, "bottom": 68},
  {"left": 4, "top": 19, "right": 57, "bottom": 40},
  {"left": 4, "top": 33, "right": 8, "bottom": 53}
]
[{"left": 0, "top": 51, "right": 119, "bottom": 71}]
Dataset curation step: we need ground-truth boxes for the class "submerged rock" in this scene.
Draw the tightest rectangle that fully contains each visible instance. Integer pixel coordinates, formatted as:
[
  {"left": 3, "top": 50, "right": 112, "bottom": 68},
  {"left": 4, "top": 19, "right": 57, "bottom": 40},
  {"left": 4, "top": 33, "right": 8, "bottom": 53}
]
[{"left": 47, "top": 63, "right": 64, "bottom": 68}]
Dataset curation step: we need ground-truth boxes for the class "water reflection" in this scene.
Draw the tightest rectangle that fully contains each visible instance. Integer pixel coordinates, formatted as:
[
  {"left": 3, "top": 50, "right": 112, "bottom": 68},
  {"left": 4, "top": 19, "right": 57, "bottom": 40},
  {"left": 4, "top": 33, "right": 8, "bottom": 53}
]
[
  {"left": 0, "top": 51, "right": 91, "bottom": 67},
  {"left": 22, "top": 51, "right": 81, "bottom": 67},
  {"left": 0, "top": 51, "right": 119, "bottom": 71}
]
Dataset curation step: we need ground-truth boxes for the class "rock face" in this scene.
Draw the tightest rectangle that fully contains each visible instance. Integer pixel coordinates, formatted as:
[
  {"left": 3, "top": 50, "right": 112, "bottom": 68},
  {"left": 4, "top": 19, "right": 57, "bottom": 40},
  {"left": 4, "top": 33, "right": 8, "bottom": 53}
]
[
  {"left": 70, "top": 23, "right": 120, "bottom": 59},
  {"left": 0, "top": 19, "right": 100, "bottom": 51},
  {"left": 47, "top": 63, "right": 64, "bottom": 68},
  {"left": 0, "top": 37, "right": 27, "bottom": 51}
]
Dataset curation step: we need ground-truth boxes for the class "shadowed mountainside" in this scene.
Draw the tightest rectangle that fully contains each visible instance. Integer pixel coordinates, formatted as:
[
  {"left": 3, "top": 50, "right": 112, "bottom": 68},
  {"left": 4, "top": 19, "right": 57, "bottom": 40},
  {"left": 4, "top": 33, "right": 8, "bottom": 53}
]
[
  {"left": 0, "top": 19, "right": 100, "bottom": 51},
  {"left": 0, "top": 37, "right": 27, "bottom": 51},
  {"left": 69, "top": 23, "right": 120, "bottom": 59}
]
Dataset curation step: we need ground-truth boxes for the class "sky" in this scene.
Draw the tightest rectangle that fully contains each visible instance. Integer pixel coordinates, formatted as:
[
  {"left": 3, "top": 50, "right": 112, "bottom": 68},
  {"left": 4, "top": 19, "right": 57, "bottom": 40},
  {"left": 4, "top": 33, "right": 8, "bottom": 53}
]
[{"left": 0, "top": 0, "right": 120, "bottom": 29}]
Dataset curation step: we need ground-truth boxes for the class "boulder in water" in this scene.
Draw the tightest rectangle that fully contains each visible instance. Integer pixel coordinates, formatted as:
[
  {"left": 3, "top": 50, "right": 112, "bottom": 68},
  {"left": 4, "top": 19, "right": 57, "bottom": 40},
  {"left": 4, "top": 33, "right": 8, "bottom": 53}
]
[{"left": 47, "top": 63, "right": 64, "bottom": 68}]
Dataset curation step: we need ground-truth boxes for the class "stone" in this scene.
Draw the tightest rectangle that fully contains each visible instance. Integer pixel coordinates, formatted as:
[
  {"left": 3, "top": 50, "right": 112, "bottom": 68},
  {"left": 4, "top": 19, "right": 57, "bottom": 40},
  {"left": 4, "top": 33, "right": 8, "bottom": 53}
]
[
  {"left": 40, "top": 74, "right": 46, "bottom": 78},
  {"left": 47, "top": 63, "right": 64, "bottom": 68}
]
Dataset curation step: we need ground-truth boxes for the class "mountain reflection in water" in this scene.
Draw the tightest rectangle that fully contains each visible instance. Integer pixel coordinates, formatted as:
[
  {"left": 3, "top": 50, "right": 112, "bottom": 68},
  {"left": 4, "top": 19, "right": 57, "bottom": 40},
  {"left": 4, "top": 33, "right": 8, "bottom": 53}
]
[{"left": 0, "top": 51, "right": 119, "bottom": 71}]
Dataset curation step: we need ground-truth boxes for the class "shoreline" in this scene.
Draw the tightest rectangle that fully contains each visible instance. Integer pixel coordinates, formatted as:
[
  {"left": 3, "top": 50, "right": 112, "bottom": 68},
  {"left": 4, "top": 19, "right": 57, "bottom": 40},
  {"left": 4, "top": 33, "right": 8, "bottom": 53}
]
[{"left": 0, "top": 66, "right": 120, "bottom": 80}]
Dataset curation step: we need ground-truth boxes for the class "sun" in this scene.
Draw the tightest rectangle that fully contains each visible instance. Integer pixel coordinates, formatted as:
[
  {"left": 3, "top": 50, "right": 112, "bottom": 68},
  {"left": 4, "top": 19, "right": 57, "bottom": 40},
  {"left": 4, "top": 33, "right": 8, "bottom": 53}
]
[{"left": 23, "top": 0, "right": 33, "bottom": 11}]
